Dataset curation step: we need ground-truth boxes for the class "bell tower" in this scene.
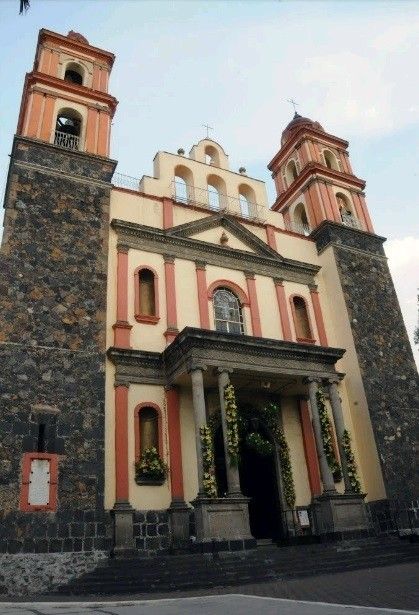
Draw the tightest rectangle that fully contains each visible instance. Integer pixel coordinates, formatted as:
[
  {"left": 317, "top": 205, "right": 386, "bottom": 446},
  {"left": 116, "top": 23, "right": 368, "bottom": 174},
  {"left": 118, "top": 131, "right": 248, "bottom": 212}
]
[
  {"left": 268, "top": 112, "right": 374, "bottom": 235},
  {"left": 0, "top": 30, "right": 117, "bottom": 556},
  {"left": 16, "top": 29, "right": 117, "bottom": 156}
]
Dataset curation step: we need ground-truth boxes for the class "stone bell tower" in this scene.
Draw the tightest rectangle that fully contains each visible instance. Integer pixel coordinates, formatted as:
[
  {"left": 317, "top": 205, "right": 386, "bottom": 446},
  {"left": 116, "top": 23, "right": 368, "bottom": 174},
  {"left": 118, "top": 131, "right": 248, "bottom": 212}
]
[
  {"left": 0, "top": 30, "right": 117, "bottom": 556},
  {"left": 269, "top": 114, "right": 419, "bottom": 508}
]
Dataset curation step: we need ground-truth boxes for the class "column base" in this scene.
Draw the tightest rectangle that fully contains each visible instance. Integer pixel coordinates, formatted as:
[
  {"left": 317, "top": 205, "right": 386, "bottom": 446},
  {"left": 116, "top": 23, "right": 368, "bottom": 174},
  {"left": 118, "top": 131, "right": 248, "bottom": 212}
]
[
  {"left": 312, "top": 492, "right": 368, "bottom": 535},
  {"left": 111, "top": 500, "right": 136, "bottom": 558},
  {"left": 192, "top": 496, "right": 253, "bottom": 543},
  {"left": 168, "top": 499, "right": 191, "bottom": 550}
]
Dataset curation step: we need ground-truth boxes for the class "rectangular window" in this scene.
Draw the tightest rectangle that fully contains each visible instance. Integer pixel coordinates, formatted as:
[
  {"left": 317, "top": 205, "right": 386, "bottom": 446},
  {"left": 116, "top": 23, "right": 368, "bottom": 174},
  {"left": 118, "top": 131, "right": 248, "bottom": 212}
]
[{"left": 20, "top": 452, "right": 58, "bottom": 512}]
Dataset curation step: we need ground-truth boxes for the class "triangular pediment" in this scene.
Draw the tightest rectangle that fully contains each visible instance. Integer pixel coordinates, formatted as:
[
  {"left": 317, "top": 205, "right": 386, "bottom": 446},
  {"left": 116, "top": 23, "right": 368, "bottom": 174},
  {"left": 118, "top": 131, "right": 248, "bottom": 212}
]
[{"left": 167, "top": 213, "right": 282, "bottom": 259}]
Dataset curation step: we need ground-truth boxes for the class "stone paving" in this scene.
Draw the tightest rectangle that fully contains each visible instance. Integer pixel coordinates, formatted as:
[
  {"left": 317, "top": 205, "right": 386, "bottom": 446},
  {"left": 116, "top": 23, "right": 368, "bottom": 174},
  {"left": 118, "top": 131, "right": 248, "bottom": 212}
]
[{"left": 0, "top": 562, "right": 418, "bottom": 614}]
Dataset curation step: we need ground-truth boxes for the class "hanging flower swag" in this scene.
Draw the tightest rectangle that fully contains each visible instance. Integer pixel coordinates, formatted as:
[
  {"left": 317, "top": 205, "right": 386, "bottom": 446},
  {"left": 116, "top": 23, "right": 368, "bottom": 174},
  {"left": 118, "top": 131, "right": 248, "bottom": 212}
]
[
  {"left": 316, "top": 389, "right": 342, "bottom": 482},
  {"left": 135, "top": 447, "right": 168, "bottom": 482},
  {"left": 224, "top": 384, "right": 240, "bottom": 467},
  {"left": 342, "top": 429, "right": 362, "bottom": 493},
  {"left": 199, "top": 425, "right": 218, "bottom": 498}
]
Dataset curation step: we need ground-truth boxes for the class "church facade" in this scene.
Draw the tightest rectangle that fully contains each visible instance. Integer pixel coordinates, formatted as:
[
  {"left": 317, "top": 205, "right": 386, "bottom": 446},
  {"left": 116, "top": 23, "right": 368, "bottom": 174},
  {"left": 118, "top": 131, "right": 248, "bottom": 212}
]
[{"left": 0, "top": 30, "right": 417, "bottom": 591}]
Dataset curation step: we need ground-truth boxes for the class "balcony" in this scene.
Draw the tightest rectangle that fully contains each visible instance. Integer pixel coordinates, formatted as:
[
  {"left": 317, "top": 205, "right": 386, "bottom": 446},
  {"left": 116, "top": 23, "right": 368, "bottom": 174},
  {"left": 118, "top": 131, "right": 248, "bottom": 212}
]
[
  {"left": 171, "top": 180, "right": 266, "bottom": 222},
  {"left": 341, "top": 213, "right": 364, "bottom": 230},
  {"left": 54, "top": 130, "right": 80, "bottom": 151},
  {"left": 285, "top": 214, "right": 364, "bottom": 237}
]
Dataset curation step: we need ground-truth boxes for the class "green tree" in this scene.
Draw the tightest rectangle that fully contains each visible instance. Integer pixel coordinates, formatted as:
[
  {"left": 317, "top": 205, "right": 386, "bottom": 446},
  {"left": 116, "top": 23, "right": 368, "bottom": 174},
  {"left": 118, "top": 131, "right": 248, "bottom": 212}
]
[{"left": 20, "top": 1, "right": 30, "bottom": 14}]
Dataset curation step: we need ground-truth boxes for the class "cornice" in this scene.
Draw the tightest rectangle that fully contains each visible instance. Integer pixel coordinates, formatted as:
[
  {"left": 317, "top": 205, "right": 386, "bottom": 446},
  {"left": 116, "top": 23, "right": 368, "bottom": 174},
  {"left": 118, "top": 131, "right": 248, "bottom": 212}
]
[
  {"left": 271, "top": 163, "right": 366, "bottom": 212},
  {"left": 111, "top": 218, "right": 320, "bottom": 285},
  {"left": 38, "top": 29, "right": 115, "bottom": 66}
]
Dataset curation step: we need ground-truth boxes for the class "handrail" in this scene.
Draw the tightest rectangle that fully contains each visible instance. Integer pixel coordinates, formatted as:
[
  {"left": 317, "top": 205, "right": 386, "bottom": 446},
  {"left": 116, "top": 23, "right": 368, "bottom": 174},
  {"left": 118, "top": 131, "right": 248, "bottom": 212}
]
[{"left": 54, "top": 130, "right": 80, "bottom": 151}]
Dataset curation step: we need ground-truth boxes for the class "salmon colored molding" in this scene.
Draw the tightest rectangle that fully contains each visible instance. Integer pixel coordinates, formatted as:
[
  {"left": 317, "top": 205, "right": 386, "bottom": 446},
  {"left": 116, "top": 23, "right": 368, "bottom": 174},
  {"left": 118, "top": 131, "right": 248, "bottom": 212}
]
[
  {"left": 310, "top": 288, "right": 328, "bottom": 347},
  {"left": 289, "top": 294, "right": 316, "bottom": 344},
  {"left": 207, "top": 279, "right": 250, "bottom": 307},
  {"left": 20, "top": 452, "right": 58, "bottom": 512},
  {"left": 166, "top": 387, "right": 184, "bottom": 500},
  {"left": 134, "top": 402, "right": 164, "bottom": 462},
  {"left": 298, "top": 399, "right": 321, "bottom": 496},
  {"left": 114, "top": 385, "right": 129, "bottom": 502}
]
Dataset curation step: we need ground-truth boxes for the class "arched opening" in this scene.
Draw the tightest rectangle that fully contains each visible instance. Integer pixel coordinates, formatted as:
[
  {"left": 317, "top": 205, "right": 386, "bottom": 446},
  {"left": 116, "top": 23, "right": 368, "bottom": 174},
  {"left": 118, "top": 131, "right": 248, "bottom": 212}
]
[
  {"left": 207, "top": 174, "right": 226, "bottom": 211},
  {"left": 139, "top": 268, "right": 156, "bottom": 316},
  {"left": 54, "top": 108, "right": 82, "bottom": 150},
  {"left": 64, "top": 63, "right": 84, "bottom": 86},
  {"left": 285, "top": 159, "right": 298, "bottom": 187},
  {"left": 336, "top": 192, "right": 355, "bottom": 226},
  {"left": 139, "top": 406, "right": 158, "bottom": 455},
  {"left": 174, "top": 164, "right": 194, "bottom": 204},
  {"left": 292, "top": 296, "right": 313, "bottom": 341},
  {"left": 323, "top": 149, "right": 339, "bottom": 171},
  {"left": 238, "top": 184, "right": 256, "bottom": 219},
  {"left": 293, "top": 202, "right": 310, "bottom": 235},
  {"left": 204, "top": 144, "right": 220, "bottom": 167},
  {"left": 213, "top": 287, "right": 244, "bottom": 334}
]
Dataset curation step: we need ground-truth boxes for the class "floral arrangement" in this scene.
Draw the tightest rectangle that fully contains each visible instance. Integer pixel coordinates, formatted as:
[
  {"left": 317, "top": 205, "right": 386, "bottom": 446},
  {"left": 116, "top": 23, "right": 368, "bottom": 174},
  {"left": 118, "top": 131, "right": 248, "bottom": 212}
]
[
  {"left": 199, "top": 425, "right": 218, "bottom": 498},
  {"left": 342, "top": 429, "right": 362, "bottom": 493},
  {"left": 224, "top": 384, "right": 240, "bottom": 467},
  {"left": 135, "top": 447, "right": 168, "bottom": 481},
  {"left": 316, "top": 389, "right": 342, "bottom": 482},
  {"left": 246, "top": 431, "right": 274, "bottom": 456}
]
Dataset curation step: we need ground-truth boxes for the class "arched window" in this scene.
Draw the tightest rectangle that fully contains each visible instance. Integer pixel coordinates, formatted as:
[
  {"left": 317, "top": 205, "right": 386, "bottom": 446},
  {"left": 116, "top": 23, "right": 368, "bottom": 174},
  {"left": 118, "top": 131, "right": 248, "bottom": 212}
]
[
  {"left": 238, "top": 184, "right": 256, "bottom": 219},
  {"left": 207, "top": 174, "right": 227, "bottom": 211},
  {"left": 54, "top": 108, "right": 82, "bottom": 150},
  {"left": 134, "top": 404, "right": 162, "bottom": 461},
  {"left": 293, "top": 202, "right": 310, "bottom": 235},
  {"left": 285, "top": 159, "right": 298, "bottom": 187},
  {"left": 336, "top": 192, "right": 353, "bottom": 222},
  {"left": 64, "top": 63, "right": 84, "bottom": 86},
  {"left": 323, "top": 149, "right": 339, "bottom": 171},
  {"left": 213, "top": 288, "right": 244, "bottom": 334},
  {"left": 291, "top": 296, "right": 314, "bottom": 342},
  {"left": 204, "top": 144, "right": 220, "bottom": 166},
  {"left": 174, "top": 165, "right": 194, "bottom": 204},
  {"left": 134, "top": 266, "right": 159, "bottom": 324}
]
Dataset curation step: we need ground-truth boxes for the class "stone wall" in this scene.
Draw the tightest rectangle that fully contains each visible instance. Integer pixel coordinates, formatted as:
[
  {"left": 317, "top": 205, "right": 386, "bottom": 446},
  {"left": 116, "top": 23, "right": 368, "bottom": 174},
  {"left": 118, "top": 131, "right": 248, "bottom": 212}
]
[
  {"left": 0, "top": 137, "right": 116, "bottom": 554},
  {"left": 133, "top": 510, "right": 170, "bottom": 553},
  {"left": 313, "top": 222, "right": 419, "bottom": 503}
]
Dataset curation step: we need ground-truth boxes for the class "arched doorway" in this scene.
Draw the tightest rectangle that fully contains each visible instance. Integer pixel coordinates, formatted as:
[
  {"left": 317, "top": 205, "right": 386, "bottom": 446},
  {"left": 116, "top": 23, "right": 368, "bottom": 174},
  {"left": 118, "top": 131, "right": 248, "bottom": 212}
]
[{"left": 213, "top": 410, "right": 283, "bottom": 541}]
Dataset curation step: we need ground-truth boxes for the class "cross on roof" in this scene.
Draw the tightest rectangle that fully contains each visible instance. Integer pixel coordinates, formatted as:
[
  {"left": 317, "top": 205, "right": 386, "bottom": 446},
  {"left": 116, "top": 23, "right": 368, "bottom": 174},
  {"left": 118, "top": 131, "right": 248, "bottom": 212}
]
[
  {"left": 203, "top": 124, "right": 214, "bottom": 139},
  {"left": 287, "top": 98, "right": 299, "bottom": 113}
]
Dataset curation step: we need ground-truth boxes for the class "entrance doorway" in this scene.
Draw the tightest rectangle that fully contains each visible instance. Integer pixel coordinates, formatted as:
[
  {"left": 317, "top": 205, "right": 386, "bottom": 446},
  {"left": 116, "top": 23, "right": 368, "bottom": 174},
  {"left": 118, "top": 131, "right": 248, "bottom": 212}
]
[{"left": 213, "top": 420, "right": 283, "bottom": 540}]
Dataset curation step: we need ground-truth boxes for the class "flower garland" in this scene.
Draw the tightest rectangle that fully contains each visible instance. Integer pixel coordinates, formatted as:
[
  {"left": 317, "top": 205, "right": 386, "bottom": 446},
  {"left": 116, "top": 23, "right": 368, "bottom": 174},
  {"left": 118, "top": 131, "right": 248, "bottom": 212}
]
[
  {"left": 224, "top": 384, "right": 240, "bottom": 467},
  {"left": 135, "top": 447, "right": 168, "bottom": 481},
  {"left": 316, "top": 389, "right": 342, "bottom": 482},
  {"left": 199, "top": 425, "right": 218, "bottom": 498},
  {"left": 342, "top": 429, "right": 362, "bottom": 493},
  {"left": 246, "top": 431, "right": 274, "bottom": 456}
]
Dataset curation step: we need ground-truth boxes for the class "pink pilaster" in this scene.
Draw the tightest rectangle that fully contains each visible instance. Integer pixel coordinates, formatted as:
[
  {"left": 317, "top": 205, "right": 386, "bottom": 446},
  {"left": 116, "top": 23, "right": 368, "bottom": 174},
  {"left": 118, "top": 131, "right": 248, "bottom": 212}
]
[
  {"left": 245, "top": 273, "right": 262, "bottom": 337},
  {"left": 195, "top": 262, "right": 210, "bottom": 329},
  {"left": 274, "top": 279, "right": 293, "bottom": 341},
  {"left": 164, "top": 255, "right": 179, "bottom": 344},
  {"left": 113, "top": 246, "right": 132, "bottom": 348},
  {"left": 309, "top": 285, "right": 328, "bottom": 346}
]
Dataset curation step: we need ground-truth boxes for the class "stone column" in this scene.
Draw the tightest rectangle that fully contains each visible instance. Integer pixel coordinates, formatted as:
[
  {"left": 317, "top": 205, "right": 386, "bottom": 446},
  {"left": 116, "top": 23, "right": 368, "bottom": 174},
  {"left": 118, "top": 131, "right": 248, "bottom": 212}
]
[
  {"left": 217, "top": 368, "right": 242, "bottom": 497},
  {"left": 307, "top": 377, "right": 336, "bottom": 494},
  {"left": 190, "top": 366, "right": 207, "bottom": 498},
  {"left": 326, "top": 378, "right": 352, "bottom": 493}
]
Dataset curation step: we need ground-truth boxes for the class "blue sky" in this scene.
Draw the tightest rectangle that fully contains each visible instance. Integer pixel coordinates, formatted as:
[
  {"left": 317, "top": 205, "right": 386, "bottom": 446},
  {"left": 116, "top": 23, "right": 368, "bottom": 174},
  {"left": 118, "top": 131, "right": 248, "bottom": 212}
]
[{"left": 0, "top": 0, "right": 418, "bottom": 363}]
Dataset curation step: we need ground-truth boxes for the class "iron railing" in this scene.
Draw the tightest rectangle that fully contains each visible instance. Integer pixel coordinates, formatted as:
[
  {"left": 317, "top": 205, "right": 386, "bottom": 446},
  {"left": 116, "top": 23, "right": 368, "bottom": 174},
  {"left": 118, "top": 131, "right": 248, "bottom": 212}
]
[
  {"left": 341, "top": 214, "right": 364, "bottom": 230},
  {"left": 112, "top": 172, "right": 141, "bottom": 191},
  {"left": 284, "top": 220, "right": 311, "bottom": 236},
  {"left": 54, "top": 130, "right": 80, "bottom": 151},
  {"left": 171, "top": 180, "right": 266, "bottom": 222}
]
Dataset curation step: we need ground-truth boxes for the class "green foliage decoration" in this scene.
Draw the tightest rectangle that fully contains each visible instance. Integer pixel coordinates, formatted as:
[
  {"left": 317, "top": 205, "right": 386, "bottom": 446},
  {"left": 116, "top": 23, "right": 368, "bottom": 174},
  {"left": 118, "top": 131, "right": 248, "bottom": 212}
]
[
  {"left": 224, "top": 384, "right": 240, "bottom": 467},
  {"left": 316, "top": 389, "right": 342, "bottom": 481},
  {"left": 246, "top": 432, "right": 274, "bottom": 456},
  {"left": 135, "top": 447, "right": 168, "bottom": 481},
  {"left": 342, "top": 429, "right": 362, "bottom": 493},
  {"left": 199, "top": 425, "right": 218, "bottom": 498}
]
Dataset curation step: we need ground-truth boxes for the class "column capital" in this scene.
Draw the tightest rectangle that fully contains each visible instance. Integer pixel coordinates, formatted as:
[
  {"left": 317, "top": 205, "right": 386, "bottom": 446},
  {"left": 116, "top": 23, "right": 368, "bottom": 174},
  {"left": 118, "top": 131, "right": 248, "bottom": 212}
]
[
  {"left": 187, "top": 363, "right": 207, "bottom": 375},
  {"left": 303, "top": 376, "right": 322, "bottom": 385},
  {"left": 164, "top": 384, "right": 179, "bottom": 392},
  {"left": 244, "top": 270, "right": 255, "bottom": 280},
  {"left": 325, "top": 375, "right": 342, "bottom": 386},
  {"left": 114, "top": 381, "right": 130, "bottom": 389},
  {"left": 216, "top": 367, "right": 233, "bottom": 376},
  {"left": 273, "top": 277, "right": 284, "bottom": 287},
  {"left": 195, "top": 260, "right": 207, "bottom": 270},
  {"left": 116, "top": 243, "right": 129, "bottom": 254},
  {"left": 308, "top": 283, "right": 318, "bottom": 292},
  {"left": 163, "top": 253, "right": 175, "bottom": 263}
]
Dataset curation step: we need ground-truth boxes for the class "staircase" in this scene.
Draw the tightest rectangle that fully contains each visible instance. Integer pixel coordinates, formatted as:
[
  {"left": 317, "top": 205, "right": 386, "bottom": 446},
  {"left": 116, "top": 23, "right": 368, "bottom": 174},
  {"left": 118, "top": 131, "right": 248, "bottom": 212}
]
[{"left": 58, "top": 537, "right": 419, "bottom": 596}]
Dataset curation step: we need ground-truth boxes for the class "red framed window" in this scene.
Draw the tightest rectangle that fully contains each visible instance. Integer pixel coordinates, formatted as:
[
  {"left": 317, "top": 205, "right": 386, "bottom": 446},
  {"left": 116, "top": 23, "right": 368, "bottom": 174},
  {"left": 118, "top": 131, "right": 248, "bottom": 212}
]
[
  {"left": 290, "top": 295, "right": 316, "bottom": 344},
  {"left": 134, "top": 266, "right": 160, "bottom": 324},
  {"left": 20, "top": 452, "right": 58, "bottom": 512}
]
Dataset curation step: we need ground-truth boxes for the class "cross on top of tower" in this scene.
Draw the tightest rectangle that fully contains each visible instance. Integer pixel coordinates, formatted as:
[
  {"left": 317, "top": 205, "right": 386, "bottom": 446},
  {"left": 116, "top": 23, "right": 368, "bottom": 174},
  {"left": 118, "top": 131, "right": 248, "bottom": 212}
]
[
  {"left": 203, "top": 124, "right": 214, "bottom": 139},
  {"left": 287, "top": 98, "right": 299, "bottom": 114}
]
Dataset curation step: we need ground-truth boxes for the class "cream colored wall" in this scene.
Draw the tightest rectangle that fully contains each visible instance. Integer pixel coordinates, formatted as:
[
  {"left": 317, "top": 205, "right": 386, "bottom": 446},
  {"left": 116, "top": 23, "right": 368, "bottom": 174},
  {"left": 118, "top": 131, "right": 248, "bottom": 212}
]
[
  {"left": 316, "top": 246, "right": 386, "bottom": 501},
  {"left": 111, "top": 190, "right": 164, "bottom": 228},
  {"left": 173, "top": 205, "right": 212, "bottom": 227},
  {"left": 255, "top": 275, "right": 282, "bottom": 339},
  {"left": 176, "top": 258, "right": 201, "bottom": 331},
  {"left": 192, "top": 228, "right": 255, "bottom": 252},
  {"left": 281, "top": 397, "right": 311, "bottom": 506},
  {"left": 128, "top": 249, "right": 166, "bottom": 352},
  {"left": 128, "top": 384, "right": 171, "bottom": 510}
]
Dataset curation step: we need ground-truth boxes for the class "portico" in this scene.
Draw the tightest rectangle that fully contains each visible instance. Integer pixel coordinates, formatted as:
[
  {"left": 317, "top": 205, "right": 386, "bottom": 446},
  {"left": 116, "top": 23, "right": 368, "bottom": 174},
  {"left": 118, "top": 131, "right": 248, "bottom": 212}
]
[{"left": 108, "top": 327, "right": 368, "bottom": 554}]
